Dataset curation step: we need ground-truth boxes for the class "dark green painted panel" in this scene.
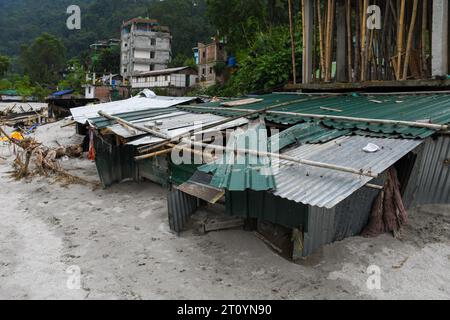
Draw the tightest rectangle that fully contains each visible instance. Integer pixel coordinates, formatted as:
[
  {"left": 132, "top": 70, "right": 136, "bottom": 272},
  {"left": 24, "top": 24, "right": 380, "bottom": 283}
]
[{"left": 225, "top": 190, "right": 309, "bottom": 230}]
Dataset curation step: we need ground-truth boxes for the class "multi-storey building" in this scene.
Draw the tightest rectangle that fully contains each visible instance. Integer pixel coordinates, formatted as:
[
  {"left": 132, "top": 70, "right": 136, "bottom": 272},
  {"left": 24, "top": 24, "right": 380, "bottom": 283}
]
[
  {"left": 120, "top": 18, "right": 172, "bottom": 79},
  {"left": 195, "top": 38, "right": 227, "bottom": 86}
]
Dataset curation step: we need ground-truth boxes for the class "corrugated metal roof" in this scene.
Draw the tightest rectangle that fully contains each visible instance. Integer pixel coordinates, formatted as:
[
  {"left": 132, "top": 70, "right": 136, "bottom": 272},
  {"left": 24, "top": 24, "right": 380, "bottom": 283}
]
[
  {"left": 71, "top": 94, "right": 197, "bottom": 124},
  {"left": 127, "top": 116, "right": 248, "bottom": 146},
  {"left": 271, "top": 136, "right": 423, "bottom": 208},
  {"left": 412, "top": 135, "right": 450, "bottom": 205},
  {"left": 179, "top": 93, "right": 450, "bottom": 139},
  {"left": 199, "top": 121, "right": 276, "bottom": 192},
  {"left": 269, "top": 122, "right": 350, "bottom": 150},
  {"left": 135, "top": 66, "right": 191, "bottom": 76}
]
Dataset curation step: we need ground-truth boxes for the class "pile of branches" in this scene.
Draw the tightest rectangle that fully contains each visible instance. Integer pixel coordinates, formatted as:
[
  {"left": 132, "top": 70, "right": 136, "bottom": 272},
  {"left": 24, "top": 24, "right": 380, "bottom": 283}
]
[
  {"left": 13, "top": 137, "right": 85, "bottom": 184},
  {"left": 362, "top": 168, "right": 408, "bottom": 239}
]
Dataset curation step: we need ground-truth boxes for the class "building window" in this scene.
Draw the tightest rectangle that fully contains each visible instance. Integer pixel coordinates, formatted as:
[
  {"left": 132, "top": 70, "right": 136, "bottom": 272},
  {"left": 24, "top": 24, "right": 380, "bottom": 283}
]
[
  {"left": 123, "top": 68, "right": 127, "bottom": 73},
  {"left": 165, "top": 75, "right": 169, "bottom": 81},
  {"left": 202, "top": 68, "right": 206, "bottom": 75},
  {"left": 150, "top": 51, "right": 155, "bottom": 59},
  {"left": 151, "top": 38, "right": 156, "bottom": 46},
  {"left": 209, "top": 67, "right": 213, "bottom": 74},
  {"left": 150, "top": 64, "right": 155, "bottom": 71},
  {"left": 202, "top": 51, "right": 206, "bottom": 59}
]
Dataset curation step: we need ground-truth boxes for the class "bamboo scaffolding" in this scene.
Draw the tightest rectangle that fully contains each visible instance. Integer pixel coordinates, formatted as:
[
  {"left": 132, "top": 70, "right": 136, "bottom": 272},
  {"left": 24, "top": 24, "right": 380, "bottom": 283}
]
[
  {"left": 402, "top": 0, "right": 419, "bottom": 80},
  {"left": 396, "top": 0, "right": 406, "bottom": 80},
  {"left": 345, "top": 0, "right": 353, "bottom": 81},
  {"left": 288, "top": 0, "right": 297, "bottom": 84},
  {"left": 421, "top": 0, "right": 428, "bottom": 77},
  {"left": 317, "top": 0, "right": 325, "bottom": 80},
  {"left": 324, "top": 0, "right": 335, "bottom": 82},
  {"left": 360, "top": 0, "right": 368, "bottom": 81}
]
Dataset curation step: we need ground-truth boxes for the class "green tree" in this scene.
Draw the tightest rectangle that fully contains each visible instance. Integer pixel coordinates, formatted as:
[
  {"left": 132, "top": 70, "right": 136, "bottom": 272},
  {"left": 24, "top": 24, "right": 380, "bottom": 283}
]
[
  {"left": 93, "top": 46, "right": 120, "bottom": 74},
  {"left": 205, "top": 26, "right": 301, "bottom": 97},
  {"left": 20, "top": 33, "right": 66, "bottom": 86},
  {"left": 0, "top": 55, "right": 11, "bottom": 77},
  {"left": 58, "top": 59, "right": 86, "bottom": 94},
  {"left": 206, "top": 0, "right": 289, "bottom": 52}
]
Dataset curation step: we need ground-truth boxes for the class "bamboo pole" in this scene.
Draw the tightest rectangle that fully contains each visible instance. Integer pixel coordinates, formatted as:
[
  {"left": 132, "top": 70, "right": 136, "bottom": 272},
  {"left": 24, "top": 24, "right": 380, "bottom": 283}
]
[
  {"left": 301, "top": 0, "right": 306, "bottom": 82},
  {"left": 354, "top": 0, "right": 361, "bottom": 81},
  {"left": 345, "top": 0, "right": 353, "bottom": 81},
  {"left": 138, "top": 95, "right": 332, "bottom": 154},
  {"left": 180, "top": 105, "right": 450, "bottom": 131},
  {"left": 402, "top": 0, "right": 419, "bottom": 80},
  {"left": 137, "top": 137, "right": 378, "bottom": 178},
  {"left": 317, "top": 0, "right": 325, "bottom": 80},
  {"left": 360, "top": 0, "right": 368, "bottom": 81},
  {"left": 396, "top": 0, "right": 406, "bottom": 80},
  {"left": 421, "top": 0, "right": 428, "bottom": 77},
  {"left": 324, "top": 0, "right": 333, "bottom": 82},
  {"left": 97, "top": 111, "right": 171, "bottom": 140},
  {"left": 288, "top": 0, "right": 297, "bottom": 84}
]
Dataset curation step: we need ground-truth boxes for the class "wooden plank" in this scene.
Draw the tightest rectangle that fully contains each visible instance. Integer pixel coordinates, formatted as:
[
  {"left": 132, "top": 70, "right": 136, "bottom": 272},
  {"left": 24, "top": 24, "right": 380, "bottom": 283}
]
[
  {"left": 176, "top": 182, "right": 225, "bottom": 204},
  {"left": 221, "top": 98, "right": 263, "bottom": 107}
]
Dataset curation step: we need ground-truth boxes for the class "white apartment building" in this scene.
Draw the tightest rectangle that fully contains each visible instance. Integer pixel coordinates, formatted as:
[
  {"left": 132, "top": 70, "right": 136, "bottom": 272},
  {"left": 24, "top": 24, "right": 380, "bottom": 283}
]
[{"left": 120, "top": 18, "right": 172, "bottom": 79}]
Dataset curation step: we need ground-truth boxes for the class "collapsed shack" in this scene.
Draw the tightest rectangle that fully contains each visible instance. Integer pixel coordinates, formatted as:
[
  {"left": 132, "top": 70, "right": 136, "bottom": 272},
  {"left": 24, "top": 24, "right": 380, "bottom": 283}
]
[
  {"left": 0, "top": 103, "right": 48, "bottom": 128},
  {"left": 46, "top": 97, "right": 98, "bottom": 121},
  {"left": 82, "top": 92, "right": 449, "bottom": 260}
]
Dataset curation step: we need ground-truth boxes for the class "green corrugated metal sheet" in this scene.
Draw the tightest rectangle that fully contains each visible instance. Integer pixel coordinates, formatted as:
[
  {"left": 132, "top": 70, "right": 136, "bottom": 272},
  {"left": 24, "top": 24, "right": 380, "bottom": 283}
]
[
  {"left": 225, "top": 190, "right": 309, "bottom": 229},
  {"left": 269, "top": 122, "right": 350, "bottom": 150},
  {"left": 170, "top": 163, "right": 202, "bottom": 186},
  {"left": 90, "top": 107, "right": 179, "bottom": 129},
  {"left": 179, "top": 93, "right": 450, "bottom": 139},
  {"left": 199, "top": 122, "right": 276, "bottom": 192}
]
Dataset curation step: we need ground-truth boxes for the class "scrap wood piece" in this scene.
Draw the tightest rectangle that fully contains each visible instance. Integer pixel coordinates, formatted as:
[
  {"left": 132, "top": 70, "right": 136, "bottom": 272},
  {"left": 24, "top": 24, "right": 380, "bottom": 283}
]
[
  {"left": 221, "top": 98, "right": 263, "bottom": 108},
  {"left": 320, "top": 106, "right": 343, "bottom": 112},
  {"left": 361, "top": 167, "right": 408, "bottom": 238},
  {"left": 176, "top": 181, "right": 225, "bottom": 204}
]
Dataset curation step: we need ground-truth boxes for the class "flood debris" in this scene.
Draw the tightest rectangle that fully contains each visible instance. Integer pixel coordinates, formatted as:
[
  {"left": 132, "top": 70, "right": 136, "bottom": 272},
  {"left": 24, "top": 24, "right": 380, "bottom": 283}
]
[
  {"left": 0, "top": 125, "right": 90, "bottom": 186},
  {"left": 362, "top": 168, "right": 409, "bottom": 239}
]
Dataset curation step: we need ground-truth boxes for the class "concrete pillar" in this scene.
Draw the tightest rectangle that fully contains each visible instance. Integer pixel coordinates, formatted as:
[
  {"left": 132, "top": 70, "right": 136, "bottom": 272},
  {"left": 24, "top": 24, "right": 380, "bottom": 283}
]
[
  {"left": 302, "top": 0, "right": 314, "bottom": 84},
  {"left": 336, "top": 0, "right": 347, "bottom": 82},
  {"left": 432, "top": 0, "right": 448, "bottom": 78}
]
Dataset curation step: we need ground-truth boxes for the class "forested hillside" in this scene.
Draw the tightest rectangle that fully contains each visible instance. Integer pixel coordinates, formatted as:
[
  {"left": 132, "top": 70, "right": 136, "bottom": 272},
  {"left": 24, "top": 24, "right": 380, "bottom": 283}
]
[{"left": 0, "top": 0, "right": 214, "bottom": 58}]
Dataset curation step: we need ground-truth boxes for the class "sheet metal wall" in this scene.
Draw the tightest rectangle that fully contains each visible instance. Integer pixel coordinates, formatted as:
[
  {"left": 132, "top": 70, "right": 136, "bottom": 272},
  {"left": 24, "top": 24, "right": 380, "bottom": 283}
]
[
  {"left": 94, "top": 134, "right": 139, "bottom": 188},
  {"left": 411, "top": 135, "right": 450, "bottom": 205},
  {"left": 225, "top": 190, "right": 309, "bottom": 230},
  {"left": 302, "top": 180, "right": 383, "bottom": 256},
  {"left": 167, "top": 188, "right": 199, "bottom": 233},
  {"left": 138, "top": 155, "right": 169, "bottom": 188},
  {"left": 95, "top": 133, "right": 170, "bottom": 188}
]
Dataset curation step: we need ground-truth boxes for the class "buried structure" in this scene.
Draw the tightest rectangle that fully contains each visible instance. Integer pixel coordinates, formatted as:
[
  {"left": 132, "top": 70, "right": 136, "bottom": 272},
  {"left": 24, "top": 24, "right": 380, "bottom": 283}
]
[{"left": 83, "top": 92, "right": 449, "bottom": 259}]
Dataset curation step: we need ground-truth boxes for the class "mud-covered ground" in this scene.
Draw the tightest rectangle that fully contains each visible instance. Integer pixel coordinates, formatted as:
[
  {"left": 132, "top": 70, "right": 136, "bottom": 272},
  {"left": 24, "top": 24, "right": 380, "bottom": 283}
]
[{"left": 0, "top": 121, "right": 449, "bottom": 300}]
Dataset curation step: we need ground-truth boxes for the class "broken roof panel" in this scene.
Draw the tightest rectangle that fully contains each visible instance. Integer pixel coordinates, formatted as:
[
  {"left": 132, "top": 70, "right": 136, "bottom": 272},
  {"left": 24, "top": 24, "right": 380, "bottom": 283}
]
[
  {"left": 269, "top": 122, "right": 350, "bottom": 150},
  {"left": 199, "top": 121, "right": 277, "bottom": 192},
  {"left": 271, "top": 136, "right": 423, "bottom": 209},
  {"left": 71, "top": 92, "right": 198, "bottom": 124},
  {"left": 179, "top": 93, "right": 450, "bottom": 139}
]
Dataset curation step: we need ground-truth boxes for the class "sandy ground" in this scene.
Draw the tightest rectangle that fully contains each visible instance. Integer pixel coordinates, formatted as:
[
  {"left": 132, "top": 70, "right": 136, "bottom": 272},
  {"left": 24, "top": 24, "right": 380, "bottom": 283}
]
[{"left": 0, "top": 120, "right": 449, "bottom": 300}]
